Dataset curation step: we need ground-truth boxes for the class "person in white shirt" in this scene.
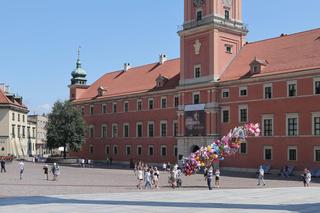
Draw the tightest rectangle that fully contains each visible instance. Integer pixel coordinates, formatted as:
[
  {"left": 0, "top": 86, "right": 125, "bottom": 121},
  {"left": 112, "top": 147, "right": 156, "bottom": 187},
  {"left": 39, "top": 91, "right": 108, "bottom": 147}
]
[
  {"left": 136, "top": 167, "right": 143, "bottom": 190},
  {"left": 19, "top": 160, "right": 24, "bottom": 180},
  {"left": 257, "top": 165, "right": 266, "bottom": 186}
]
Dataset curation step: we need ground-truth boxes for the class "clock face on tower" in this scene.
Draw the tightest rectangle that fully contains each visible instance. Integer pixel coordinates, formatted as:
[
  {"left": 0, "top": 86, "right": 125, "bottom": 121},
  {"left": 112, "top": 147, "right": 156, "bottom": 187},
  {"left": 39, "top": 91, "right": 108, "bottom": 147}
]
[{"left": 193, "top": 0, "right": 205, "bottom": 8}]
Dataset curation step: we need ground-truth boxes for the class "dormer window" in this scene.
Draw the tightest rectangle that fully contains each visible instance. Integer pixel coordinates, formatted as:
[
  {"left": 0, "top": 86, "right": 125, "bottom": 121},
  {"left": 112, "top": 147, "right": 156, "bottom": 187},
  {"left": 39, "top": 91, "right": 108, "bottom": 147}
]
[
  {"left": 196, "top": 9, "right": 203, "bottom": 21},
  {"left": 156, "top": 74, "right": 168, "bottom": 88},
  {"left": 225, "top": 44, "right": 233, "bottom": 54},
  {"left": 97, "top": 86, "right": 106, "bottom": 97},
  {"left": 250, "top": 57, "right": 268, "bottom": 74}
]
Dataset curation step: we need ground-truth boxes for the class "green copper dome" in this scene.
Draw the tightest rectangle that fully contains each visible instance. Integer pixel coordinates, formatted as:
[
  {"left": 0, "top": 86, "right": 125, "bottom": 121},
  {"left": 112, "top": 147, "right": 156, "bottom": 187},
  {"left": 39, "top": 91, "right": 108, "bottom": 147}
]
[{"left": 71, "top": 59, "right": 87, "bottom": 78}]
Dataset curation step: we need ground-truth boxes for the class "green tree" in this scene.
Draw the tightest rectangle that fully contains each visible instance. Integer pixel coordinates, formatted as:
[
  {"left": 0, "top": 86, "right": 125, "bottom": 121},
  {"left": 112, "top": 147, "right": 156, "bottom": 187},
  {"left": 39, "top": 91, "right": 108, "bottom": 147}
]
[{"left": 46, "top": 100, "right": 85, "bottom": 159}]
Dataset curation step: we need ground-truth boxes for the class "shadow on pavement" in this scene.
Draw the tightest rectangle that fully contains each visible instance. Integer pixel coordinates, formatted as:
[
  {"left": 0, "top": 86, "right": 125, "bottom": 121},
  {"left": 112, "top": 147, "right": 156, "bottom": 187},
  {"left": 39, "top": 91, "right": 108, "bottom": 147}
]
[{"left": 0, "top": 196, "right": 319, "bottom": 212}]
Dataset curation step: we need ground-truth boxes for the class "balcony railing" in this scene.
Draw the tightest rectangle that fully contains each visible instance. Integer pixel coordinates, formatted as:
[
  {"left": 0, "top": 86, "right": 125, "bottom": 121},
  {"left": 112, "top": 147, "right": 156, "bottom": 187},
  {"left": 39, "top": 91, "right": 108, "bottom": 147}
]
[{"left": 178, "top": 15, "right": 248, "bottom": 34}]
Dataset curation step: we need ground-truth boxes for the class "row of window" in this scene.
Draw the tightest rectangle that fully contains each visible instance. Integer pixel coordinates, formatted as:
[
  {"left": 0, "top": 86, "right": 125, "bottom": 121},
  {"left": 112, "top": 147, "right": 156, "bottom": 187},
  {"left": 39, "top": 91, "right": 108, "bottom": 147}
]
[
  {"left": 221, "top": 79, "right": 320, "bottom": 99},
  {"left": 84, "top": 96, "right": 180, "bottom": 115},
  {"left": 240, "top": 144, "right": 320, "bottom": 162},
  {"left": 88, "top": 121, "right": 178, "bottom": 139},
  {"left": 221, "top": 108, "right": 320, "bottom": 136},
  {"left": 11, "top": 125, "right": 36, "bottom": 138},
  {"left": 11, "top": 112, "right": 25, "bottom": 122},
  {"left": 89, "top": 144, "right": 178, "bottom": 158}
]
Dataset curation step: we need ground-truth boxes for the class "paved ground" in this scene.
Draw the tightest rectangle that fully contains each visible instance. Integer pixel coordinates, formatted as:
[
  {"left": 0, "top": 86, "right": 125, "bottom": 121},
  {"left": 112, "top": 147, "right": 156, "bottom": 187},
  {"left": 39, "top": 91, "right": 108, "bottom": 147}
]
[{"left": 0, "top": 161, "right": 319, "bottom": 212}]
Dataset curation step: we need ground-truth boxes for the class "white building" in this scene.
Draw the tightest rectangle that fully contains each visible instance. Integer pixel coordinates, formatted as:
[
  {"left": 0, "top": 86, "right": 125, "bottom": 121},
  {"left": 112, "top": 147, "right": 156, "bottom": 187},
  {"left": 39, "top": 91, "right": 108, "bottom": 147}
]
[{"left": 28, "top": 114, "right": 48, "bottom": 156}]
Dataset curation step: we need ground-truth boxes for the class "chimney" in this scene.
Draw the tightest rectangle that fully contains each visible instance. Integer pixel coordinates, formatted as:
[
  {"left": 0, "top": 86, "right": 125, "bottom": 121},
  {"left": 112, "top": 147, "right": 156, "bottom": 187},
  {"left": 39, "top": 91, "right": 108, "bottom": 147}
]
[
  {"left": 159, "top": 54, "right": 168, "bottom": 64},
  {"left": 124, "top": 63, "right": 131, "bottom": 71}
]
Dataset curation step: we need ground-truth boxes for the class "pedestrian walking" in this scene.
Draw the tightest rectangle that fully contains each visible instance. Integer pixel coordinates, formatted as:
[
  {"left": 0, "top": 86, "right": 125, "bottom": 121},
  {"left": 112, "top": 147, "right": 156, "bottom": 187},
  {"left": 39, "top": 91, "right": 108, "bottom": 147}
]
[
  {"left": 43, "top": 164, "right": 49, "bottom": 180},
  {"left": 144, "top": 168, "right": 152, "bottom": 190},
  {"left": 215, "top": 168, "right": 220, "bottom": 188},
  {"left": 162, "top": 162, "right": 167, "bottom": 173},
  {"left": 19, "top": 160, "right": 24, "bottom": 180},
  {"left": 136, "top": 166, "right": 143, "bottom": 190},
  {"left": 1, "top": 157, "right": 6, "bottom": 173},
  {"left": 302, "top": 168, "right": 311, "bottom": 187},
  {"left": 52, "top": 163, "right": 60, "bottom": 181},
  {"left": 204, "top": 167, "right": 213, "bottom": 190},
  {"left": 153, "top": 167, "right": 160, "bottom": 189},
  {"left": 257, "top": 165, "right": 266, "bottom": 186}
]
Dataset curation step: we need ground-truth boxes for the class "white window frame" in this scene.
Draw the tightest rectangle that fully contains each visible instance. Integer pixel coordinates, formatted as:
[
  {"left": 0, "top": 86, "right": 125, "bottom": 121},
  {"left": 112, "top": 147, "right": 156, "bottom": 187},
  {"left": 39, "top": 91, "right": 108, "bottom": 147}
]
[
  {"left": 263, "top": 83, "right": 273, "bottom": 99},
  {"left": 102, "top": 104, "right": 107, "bottom": 114},
  {"left": 113, "top": 145, "right": 118, "bottom": 155},
  {"left": 225, "top": 44, "right": 233, "bottom": 54},
  {"left": 160, "top": 145, "right": 167, "bottom": 157},
  {"left": 239, "top": 86, "right": 248, "bottom": 97},
  {"left": 192, "top": 92, "right": 200, "bottom": 104},
  {"left": 314, "top": 146, "right": 320, "bottom": 162},
  {"left": 123, "top": 123, "right": 129, "bottom": 138},
  {"left": 112, "top": 102, "right": 117, "bottom": 113},
  {"left": 194, "top": 64, "right": 201, "bottom": 78},
  {"left": 148, "top": 98, "right": 154, "bottom": 110},
  {"left": 125, "top": 145, "right": 131, "bottom": 156},
  {"left": 173, "top": 120, "right": 178, "bottom": 137},
  {"left": 136, "top": 122, "right": 143, "bottom": 138},
  {"left": 196, "top": 8, "right": 203, "bottom": 21},
  {"left": 101, "top": 124, "right": 107, "bottom": 138},
  {"left": 312, "top": 112, "right": 320, "bottom": 136},
  {"left": 221, "top": 106, "right": 230, "bottom": 123},
  {"left": 90, "top": 105, "right": 94, "bottom": 115},
  {"left": 287, "top": 80, "right": 297, "bottom": 97},
  {"left": 238, "top": 105, "right": 248, "bottom": 123},
  {"left": 147, "top": 121, "right": 154, "bottom": 137},
  {"left": 288, "top": 146, "right": 298, "bottom": 161},
  {"left": 112, "top": 123, "right": 118, "bottom": 138},
  {"left": 137, "top": 99, "right": 142, "bottom": 111},
  {"left": 263, "top": 146, "right": 273, "bottom": 160},
  {"left": 286, "top": 113, "right": 299, "bottom": 136},
  {"left": 148, "top": 145, "right": 154, "bottom": 156},
  {"left": 88, "top": 125, "right": 95, "bottom": 138},
  {"left": 124, "top": 101, "right": 129, "bottom": 112},
  {"left": 221, "top": 89, "right": 230, "bottom": 98},
  {"left": 160, "top": 120, "right": 167, "bottom": 137},
  {"left": 262, "top": 114, "right": 274, "bottom": 137},
  {"left": 314, "top": 78, "right": 320, "bottom": 95},
  {"left": 161, "top": 97, "right": 167, "bottom": 109}
]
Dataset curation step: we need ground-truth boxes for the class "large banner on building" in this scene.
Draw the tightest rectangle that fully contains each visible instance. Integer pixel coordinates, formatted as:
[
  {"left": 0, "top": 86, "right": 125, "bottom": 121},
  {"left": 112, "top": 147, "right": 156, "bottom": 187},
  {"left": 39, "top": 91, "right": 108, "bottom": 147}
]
[{"left": 185, "top": 104, "right": 206, "bottom": 136}]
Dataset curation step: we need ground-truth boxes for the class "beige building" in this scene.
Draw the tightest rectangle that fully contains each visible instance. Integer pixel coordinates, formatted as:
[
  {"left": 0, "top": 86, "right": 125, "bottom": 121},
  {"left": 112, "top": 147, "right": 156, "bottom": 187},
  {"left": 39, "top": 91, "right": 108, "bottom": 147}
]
[
  {"left": 0, "top": 84, "right": 30, "bottom": 157},
  {"left": 28, "top": 114, "right": 48, "bottom": 156}
]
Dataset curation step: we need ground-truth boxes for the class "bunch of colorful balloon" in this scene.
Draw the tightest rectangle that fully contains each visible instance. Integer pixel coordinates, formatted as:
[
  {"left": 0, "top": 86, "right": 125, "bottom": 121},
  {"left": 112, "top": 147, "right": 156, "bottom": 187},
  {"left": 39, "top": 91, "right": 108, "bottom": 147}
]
[{"left": 183, "top": 123, "right": 260, "bottom": 176}]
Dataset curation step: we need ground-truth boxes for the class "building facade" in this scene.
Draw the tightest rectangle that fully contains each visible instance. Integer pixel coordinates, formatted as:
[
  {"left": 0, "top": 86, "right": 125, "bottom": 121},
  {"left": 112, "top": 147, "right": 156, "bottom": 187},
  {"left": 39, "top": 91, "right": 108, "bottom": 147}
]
[
  {"left": 28, "top": 115, "right": 48, "bottom": 157},
  {"left": 70, "top": 0, "right": 320, "bottom": 171}
]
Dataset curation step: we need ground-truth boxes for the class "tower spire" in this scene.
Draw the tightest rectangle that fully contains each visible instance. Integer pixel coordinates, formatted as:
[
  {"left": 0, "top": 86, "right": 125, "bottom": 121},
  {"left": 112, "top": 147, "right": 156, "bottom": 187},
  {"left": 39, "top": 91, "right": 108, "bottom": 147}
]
[{"left": 76, "top": 46, "right": 82, "bottom": 68}]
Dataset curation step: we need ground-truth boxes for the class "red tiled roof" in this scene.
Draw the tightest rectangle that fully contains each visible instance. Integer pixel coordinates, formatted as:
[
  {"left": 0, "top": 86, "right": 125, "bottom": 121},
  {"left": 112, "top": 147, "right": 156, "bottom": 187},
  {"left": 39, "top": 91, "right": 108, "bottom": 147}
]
[
  {"left": 0, "top": 89, "right": 28, "bottom": 109},
  {"left": 75, "top": 58, "right": 180, "bottom": 102},
  {"left": 220, "top": 28, "right": 320, "bottom": 81}
]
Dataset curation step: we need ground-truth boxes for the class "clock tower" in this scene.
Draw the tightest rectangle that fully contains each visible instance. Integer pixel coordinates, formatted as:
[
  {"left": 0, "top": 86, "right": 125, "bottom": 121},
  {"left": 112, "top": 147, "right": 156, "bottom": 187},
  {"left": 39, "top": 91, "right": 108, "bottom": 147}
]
[{"left": 179, "top": 0, "right": 247, "bottom": 85}]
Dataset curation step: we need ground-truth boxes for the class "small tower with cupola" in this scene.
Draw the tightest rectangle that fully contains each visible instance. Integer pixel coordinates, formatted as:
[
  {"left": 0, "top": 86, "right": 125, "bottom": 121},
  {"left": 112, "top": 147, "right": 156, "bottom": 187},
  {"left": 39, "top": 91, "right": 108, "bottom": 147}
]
[{"left": 69, "top": 47, "right": 89, "bottom": 101}]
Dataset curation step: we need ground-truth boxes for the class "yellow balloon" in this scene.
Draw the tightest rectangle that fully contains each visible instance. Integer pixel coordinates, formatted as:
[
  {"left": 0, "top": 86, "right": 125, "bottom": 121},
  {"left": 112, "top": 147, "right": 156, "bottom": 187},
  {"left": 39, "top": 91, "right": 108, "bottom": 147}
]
[
  {"left": 207, "top": 146, "right": 212, "bottom": 151},
  {"left": 200, "top": 163, "right": 205, "bottom": 167}
]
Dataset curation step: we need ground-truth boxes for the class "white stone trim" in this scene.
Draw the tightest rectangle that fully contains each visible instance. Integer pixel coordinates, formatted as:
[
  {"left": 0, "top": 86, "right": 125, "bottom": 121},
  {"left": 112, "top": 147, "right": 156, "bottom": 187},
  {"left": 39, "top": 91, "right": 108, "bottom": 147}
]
[
  {"left": 263, "top": 145, "right": 273, "bottom": 160},
  {"left": 160, "top": 96, "right": 167, "bottom": 109},
  {"left": 160, "top": 120, "right": 167, "bottom": 137},
  {"left": 192, "top": 91, "right": 200, "bottom": 104},
  {"left": 312, "top": 112, "right": 320, "bottom": 136},
  {"left": 221, "top": 88, "right": 230, "bottom": 99},
  {"left": 123, "top": 123, "right": 129, "bottom": 138},
  {"left": 287, "top": 80, "right": 297, "bottom": 97},
  {"left": 239, "top": 86, "right": 248, "bottom": 97},
  {"left": 314, "top": 146, "right": 320, "bottom": 162},
  {"left": 263, "top": 83, "right": 273, "bottom": 99},
  {"left": 286, "top": 113, "right": 299, "bottom": 136},
  {"left": 287, "top": 145, "right": 298, "bottom": 161},
  {"left": 238, "top": 104, "right": 248, "bottom": 123},
  {"left": 262, "top": 114, "right": 274, "bottom": 136},
  {"left": 221, "top": 106, "right": 230, "bottom": 123},
  {"left": 313, "top": 77, "right": 320, "bottom": 95}
]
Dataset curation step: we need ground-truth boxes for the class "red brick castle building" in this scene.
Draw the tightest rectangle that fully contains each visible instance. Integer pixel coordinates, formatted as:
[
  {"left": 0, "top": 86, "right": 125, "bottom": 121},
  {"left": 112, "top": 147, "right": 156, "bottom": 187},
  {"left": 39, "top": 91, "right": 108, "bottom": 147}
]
[{"left": 70, "top": 0, "right": 320, "bottom": 171}]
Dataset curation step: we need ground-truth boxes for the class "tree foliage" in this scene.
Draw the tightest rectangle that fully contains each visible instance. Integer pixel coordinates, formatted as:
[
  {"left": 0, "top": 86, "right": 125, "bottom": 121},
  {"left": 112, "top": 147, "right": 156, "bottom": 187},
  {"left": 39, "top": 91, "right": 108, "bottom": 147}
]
[{"left": 46, "top": 100, "right": 85, "bottom": 158}]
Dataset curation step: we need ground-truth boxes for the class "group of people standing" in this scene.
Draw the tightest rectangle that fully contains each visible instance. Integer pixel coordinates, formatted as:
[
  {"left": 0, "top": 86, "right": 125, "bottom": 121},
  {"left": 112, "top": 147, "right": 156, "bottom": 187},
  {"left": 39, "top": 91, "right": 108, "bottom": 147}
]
[
  {"left": 43, "top": 162, "right": 60, "bottom": 181},
  {"left": 204, "top": 167, "right": 220, "bottom": 190},
  {"left": 135, "top": 161, "right": 160, "bottom": 190}
]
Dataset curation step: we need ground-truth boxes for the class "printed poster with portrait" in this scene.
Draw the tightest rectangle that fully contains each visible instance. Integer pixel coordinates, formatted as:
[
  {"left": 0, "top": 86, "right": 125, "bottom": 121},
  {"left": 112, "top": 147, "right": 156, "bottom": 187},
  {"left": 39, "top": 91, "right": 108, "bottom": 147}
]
[{"left": 185, "top": 109, "right": 206, "bottom": 136}]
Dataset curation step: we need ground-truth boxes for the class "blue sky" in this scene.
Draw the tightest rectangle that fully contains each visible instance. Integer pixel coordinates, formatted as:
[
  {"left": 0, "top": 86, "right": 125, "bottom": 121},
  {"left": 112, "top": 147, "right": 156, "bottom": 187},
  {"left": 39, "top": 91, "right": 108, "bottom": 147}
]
[{"left": 1, "top": 0, "right": 320, "bottom": 114}]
